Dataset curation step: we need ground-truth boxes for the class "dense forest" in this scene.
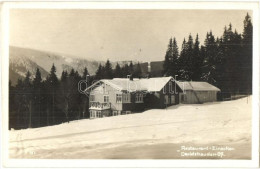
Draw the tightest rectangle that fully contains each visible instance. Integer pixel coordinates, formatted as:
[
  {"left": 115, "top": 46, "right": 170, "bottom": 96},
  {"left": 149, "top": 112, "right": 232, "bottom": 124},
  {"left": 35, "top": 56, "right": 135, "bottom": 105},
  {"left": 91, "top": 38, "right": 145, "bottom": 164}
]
[
  {"left": 9, "top": 13, "right": 252, "bottom": 129},
  {"left": 163, "top": 13, "right": 252, "bottom": 96}
]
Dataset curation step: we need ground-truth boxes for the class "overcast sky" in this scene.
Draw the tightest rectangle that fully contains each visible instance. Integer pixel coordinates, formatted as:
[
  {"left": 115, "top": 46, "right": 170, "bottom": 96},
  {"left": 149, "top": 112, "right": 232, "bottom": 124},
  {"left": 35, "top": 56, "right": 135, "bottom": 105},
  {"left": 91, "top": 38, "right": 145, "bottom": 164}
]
[{"left": 10, "top": 9, "right": 252, "bottom": 62}]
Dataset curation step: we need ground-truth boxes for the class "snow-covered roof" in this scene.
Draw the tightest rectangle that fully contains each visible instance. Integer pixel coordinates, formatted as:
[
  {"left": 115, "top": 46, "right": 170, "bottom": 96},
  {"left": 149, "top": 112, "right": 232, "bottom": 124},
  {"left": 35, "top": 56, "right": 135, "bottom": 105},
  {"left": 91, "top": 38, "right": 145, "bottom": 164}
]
[
  {"left": 176, "top": 81, "right": 220, "bottom": 91},
  {"left": 86, "top": 77, "right": 174, "bottom": 92},
  {"left": 135, "top": 77, "right": 173, "bottom": 92},
  {"left": 86, "top": 77, "right": 220, "bottom": 93}
]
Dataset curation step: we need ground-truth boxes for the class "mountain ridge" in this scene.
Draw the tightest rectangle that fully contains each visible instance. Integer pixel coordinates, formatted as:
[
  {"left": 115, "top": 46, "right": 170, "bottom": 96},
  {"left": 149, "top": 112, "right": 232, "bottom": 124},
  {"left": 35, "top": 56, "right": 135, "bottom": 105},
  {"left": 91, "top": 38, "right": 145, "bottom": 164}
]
[
  {"left": 9, "top": 46, "right": 164, "bottom": 85},
  {"left": 9, "top": 46, "right": 101, "bottom": 85}
]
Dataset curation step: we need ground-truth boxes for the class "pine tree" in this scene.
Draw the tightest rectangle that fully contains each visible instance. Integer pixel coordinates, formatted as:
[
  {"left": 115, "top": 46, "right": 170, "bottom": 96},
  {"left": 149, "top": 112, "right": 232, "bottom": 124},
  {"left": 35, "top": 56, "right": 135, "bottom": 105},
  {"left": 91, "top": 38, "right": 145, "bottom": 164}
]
[
  {"left": 46, "top": 64, "right": 59, "bottom": 125},
  {"left": 114, "top": 63, "right": 122, "bottom": 78},
  {"left": 49, "top": 64, "right": 59, "bottom": 84},
  {"left": 13, "top": 78, "right": 25, "bottom": 128},
  {"left": 61, "top": 70, "right": 68, "bottom": 82},
  {"left": 129, "top": 61, "right": 134, "bottom": 75},
  {"left": 220, "top": 24, "right": 243, "bottom": 94},
  {"left": 133, "top": 62, "right": 142, "bottom": 78},
  {"left": 59, "top": 70, "right": 70, "bottom": 123},
  {"left": 163, "top": 38, "right": 173, "bottom": 76},
  {"left": 191, "top": 34, "right": 203, "bottom": 80},
  {"left": 215, "top": 37, "right": 226, "bottom": 92},
  {"left": 241, "top": 13, "right": 253, "bottom": 94},
  {"left": 69, "top": 70, "right": 82, "bottom": 120},
  {"left": 82, "top": 67, "right": 89, "bottom": 80},
  {"left": 23, "top": 71, "right": 33, "bottom": 128},
  {"left": 232, "top": 29, "right": 242, "bottom": 94},
  {"left": 178, "top": 35, "right": 193, "bottom": 81},
  {"left": 9, "top": 81, "right": 16, "bottom": 129},
  {"left": 201, "top": 31, "right": 219, "bottom": 85},
  {"left": 199, "top": 45, "right": 207, "bottom": 79},
  {"left": 219, "top": 26, "right": 230, "bottom": 95},
  {"left": 41, "top": 80, "right": 49, "bottom": 126},
  {"left": 32, "top": 68, "right": 42, "bottom": 127},
  {"left": 104, "top": 60, "right": 113, "bottom": 79},
  {"left": 169, "top": 38, "right": 179, "bottom": 77},
  {"left": 178, "top": 38, "right": 188, "bottom": 79},
  {"left": 186, "top": 34, "right": 194, "bottom": 80},
  {"left": 80, "top": 68, "right": 90, "bottom": 119},
  {"left": 122, "top": 64, "right": 130, "bottom": 78},
  {"left": 95, "top": 64, "right": 104, "bottom": 80}
]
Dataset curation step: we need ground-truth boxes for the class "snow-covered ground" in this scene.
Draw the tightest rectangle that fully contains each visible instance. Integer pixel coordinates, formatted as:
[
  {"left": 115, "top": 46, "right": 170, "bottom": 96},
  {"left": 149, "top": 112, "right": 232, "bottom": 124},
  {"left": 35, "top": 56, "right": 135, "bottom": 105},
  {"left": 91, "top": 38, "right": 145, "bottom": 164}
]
[{"left": 9, "top": 96, "right": 251, "bottom": 159}]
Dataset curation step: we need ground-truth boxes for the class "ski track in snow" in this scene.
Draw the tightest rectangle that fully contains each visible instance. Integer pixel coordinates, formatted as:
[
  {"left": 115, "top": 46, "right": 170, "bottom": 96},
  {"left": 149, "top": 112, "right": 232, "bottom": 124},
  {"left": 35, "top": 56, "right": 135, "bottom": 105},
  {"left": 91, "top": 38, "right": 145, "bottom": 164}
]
[{"left": 9, "top": 97, "right": 252, "bottom": 159}]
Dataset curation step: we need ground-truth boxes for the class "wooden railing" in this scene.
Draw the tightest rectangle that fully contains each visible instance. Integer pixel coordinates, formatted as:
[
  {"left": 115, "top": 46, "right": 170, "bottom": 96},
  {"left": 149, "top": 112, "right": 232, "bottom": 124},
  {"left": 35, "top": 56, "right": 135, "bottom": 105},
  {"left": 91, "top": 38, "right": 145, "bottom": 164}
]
[{"left": 90, "top": 102, "right": 111, "bottom": 110}]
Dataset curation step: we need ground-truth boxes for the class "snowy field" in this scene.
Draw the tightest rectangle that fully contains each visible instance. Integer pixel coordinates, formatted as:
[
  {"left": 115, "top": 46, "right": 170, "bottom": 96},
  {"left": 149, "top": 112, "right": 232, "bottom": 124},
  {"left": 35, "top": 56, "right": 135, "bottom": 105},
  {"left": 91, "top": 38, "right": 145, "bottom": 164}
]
[{"left": 9, "top": 97, "right": 251, "bottom": 159}]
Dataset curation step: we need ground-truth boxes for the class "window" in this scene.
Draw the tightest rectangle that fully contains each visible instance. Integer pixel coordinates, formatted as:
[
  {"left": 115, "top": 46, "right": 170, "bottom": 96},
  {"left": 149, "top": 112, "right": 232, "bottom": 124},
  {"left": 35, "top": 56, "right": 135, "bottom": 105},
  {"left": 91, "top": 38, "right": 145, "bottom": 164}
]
[
  {"left": 169, "top": 82, "right": 173, "bottom": 93},
  {"left": 104, "top": 95, "right": 109, "bottom": 103},
  {"left": 90, "top": 110, "right": 96, "bottom": 118},
  {"left": 113, "top": 111, "right": 117, "bottom": 116},
  {"left": 181, "top": 95, "right": 184, "bottom": 102},
  {"left": 116, "top": 94, "right": 122, "bottom": 103},
  {"left": 97, "top": 111, "right": 102, "bottom": 118},
  {"left": 135, "top": 93, "right": 143, "bottom": 103},
  {"left": 169, "top": 81, "right": 177, "bottom": 94},
  {"left": 113, "top": 111, "right": 121, "bottom": 116},
  {"left": 90, "top": 95, "right": 95, "bottom": 102},
  {"left": 123, "top": 93, "right": 131, "bottom": 103},
  {"left": 90, "top": 110, "right": 93, "bottom": 118},
  {"left": 122, "top": 111, "right": 131, "bottom": 115}
]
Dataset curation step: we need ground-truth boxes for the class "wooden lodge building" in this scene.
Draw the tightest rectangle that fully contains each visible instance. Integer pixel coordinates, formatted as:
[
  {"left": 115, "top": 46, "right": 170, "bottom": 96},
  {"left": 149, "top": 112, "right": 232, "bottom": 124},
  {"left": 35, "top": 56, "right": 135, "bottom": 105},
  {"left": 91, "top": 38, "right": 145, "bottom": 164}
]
[
  {"left": 85, "top": 76, "right": 220, "bottom": 119},
  {"left": 176, "top": 81, "right": 221, "bottom": 104}
]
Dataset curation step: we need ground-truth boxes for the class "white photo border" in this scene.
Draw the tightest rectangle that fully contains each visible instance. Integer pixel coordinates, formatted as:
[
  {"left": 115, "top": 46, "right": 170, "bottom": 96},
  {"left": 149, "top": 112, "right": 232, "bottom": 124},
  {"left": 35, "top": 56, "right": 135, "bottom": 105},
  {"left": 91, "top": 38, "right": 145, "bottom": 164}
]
[{"left": 1, "top": 1, "right": 259, "bottom": 168}]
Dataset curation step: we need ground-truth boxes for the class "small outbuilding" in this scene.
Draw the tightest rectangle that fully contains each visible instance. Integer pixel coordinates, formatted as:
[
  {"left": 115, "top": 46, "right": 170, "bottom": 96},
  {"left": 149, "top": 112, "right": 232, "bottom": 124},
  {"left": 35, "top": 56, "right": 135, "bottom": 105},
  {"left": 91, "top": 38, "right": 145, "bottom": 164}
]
[{"left": 176, "top": 81, "right": 221, "bottom": 104}]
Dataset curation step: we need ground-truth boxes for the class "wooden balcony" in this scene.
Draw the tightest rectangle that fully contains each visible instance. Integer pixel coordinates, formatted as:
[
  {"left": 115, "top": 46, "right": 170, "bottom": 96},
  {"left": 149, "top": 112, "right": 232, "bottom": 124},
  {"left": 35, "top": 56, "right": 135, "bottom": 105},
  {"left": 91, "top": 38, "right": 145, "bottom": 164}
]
[{"left": 89, "top": 102, "right": 111, "bottom": 110}]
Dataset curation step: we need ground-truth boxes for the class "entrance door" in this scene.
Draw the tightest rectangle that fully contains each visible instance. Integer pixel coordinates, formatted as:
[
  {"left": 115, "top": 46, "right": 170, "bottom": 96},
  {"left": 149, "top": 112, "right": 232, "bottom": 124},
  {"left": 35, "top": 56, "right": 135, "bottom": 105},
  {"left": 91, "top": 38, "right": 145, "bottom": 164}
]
[
  {"left": 171, "top": 95, "right": 175, "bottom": 104},
  {"left": 164, "top": 95, "right": 169, "bottom": 104},
  {"left": 91, "top": 110, "right": 97, "bottom": 118}
]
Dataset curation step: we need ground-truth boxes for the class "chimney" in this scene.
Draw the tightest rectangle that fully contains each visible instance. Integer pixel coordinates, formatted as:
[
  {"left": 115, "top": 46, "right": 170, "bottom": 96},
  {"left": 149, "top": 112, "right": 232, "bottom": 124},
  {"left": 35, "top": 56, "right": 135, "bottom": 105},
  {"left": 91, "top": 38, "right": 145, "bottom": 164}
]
[
  {"left": 127, "top": 74, "right": 133, "bottom": 81},
  {"left": 86, "top": 74, "right": 90, "bottom": 83},
  {"left": 147, "top": 62, "right": 151, "bottom": 79},
  {"left": 148, "top": 62, "right": 151, "bottom": 73}
]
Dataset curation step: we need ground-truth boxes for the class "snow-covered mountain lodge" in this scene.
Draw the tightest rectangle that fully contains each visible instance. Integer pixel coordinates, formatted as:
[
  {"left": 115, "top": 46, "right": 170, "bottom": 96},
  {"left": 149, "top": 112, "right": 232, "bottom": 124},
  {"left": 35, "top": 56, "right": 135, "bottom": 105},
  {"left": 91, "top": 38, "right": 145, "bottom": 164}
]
[{"left": 85, "top": 76, "right": 220, "bottom": 119}]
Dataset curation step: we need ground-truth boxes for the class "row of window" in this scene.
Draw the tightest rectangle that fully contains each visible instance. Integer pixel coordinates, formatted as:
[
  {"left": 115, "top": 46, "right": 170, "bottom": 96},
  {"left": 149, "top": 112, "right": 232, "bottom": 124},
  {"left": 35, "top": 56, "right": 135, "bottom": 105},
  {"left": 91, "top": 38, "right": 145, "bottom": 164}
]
[
  {"left": 116, "top": 93, "right": 134, "bottom": 103},
  {"left": 90, "top": 93, "right": 144, "bottom": 103},
  {"left": 111, "top": 110, "right": 132, "bottom": 116},
  {"left": 116, "top": 93, "right": 143, "bottom": 103},
  {"left": 104, "top": 95, "right": 109, "bottom": 102},
  {"left": 90, "top": 110, "right": 103, "bottom": 118},
  {"left": 90, "top": 110, "right": 132, "bottom": 118},
  {"left": 91, "top": 94, "right": 176, "bottom": 104},
  {"left": 112, "top": 110, "right": 132, "bottom": 116}
]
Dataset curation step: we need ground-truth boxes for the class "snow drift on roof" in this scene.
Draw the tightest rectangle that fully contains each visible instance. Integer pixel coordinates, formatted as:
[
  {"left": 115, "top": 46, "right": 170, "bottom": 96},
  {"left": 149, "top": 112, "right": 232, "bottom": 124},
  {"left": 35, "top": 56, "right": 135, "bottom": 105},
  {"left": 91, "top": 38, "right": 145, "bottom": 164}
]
[
  {"left": 86, "top": 77, "right": 174, "bottom": 92},
  {"left": 176, "top": 81, "right": 220, "bottom": 91},
  {"left": 106, "top": 77, "right": 173, "bottom": 92},
  {"left": 86, "top": 78, "right": 220, "bottom": 93}
]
